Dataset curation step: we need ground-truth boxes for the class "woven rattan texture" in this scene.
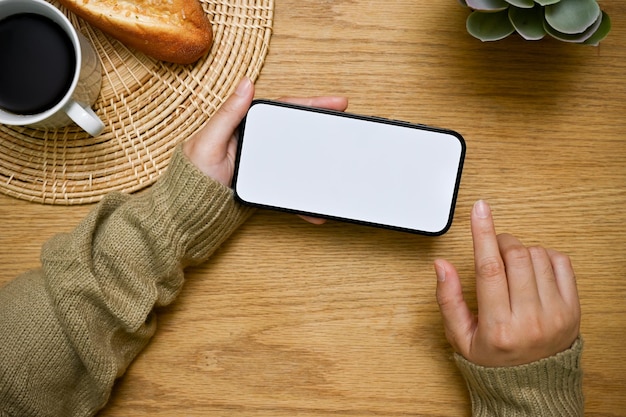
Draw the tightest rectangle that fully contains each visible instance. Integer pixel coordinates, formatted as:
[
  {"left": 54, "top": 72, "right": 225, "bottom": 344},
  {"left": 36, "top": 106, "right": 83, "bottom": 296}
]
[{"left": 0, "top": 0, "right": 273, "bottom": 205}]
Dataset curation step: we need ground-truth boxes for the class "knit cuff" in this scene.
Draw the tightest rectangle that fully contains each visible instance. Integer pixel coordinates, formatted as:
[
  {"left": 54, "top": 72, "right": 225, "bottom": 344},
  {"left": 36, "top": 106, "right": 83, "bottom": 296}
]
[
  {"left": 454, "top": 338, "right": 584, "bottom": 417},
  {"left": 147, "top": 145, "right": 253, "bottom": 265}
]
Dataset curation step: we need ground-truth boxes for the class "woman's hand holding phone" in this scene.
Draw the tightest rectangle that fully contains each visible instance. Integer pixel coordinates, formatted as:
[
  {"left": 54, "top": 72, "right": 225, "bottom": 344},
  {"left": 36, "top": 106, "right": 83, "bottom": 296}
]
[{"left": 183, "top": 77, "right": 348, "bottom": 191}]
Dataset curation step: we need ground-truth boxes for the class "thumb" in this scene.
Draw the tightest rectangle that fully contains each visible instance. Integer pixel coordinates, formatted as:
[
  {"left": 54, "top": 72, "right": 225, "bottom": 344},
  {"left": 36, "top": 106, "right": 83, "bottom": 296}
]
[
  {"left": 183, "top": 77, "right": 254, "bottom": 182},
  {"left": 202, "top": 76, "right": 255, "bottom": 153},
  {"left": 434, "top": 259, "right": 475, "bottom": 354}
]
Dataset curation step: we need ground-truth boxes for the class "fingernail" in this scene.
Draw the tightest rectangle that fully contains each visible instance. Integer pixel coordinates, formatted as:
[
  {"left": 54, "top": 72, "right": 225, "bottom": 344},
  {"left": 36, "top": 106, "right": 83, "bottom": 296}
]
[
  {"left": 474, "top": 200, "right": 491, "bottom": 219},
  {"left": 434, "top": 261, "right": 446, "bottom": 282},
  {"left": 235, "top": 77, "right": 252, "bottom": 97}
]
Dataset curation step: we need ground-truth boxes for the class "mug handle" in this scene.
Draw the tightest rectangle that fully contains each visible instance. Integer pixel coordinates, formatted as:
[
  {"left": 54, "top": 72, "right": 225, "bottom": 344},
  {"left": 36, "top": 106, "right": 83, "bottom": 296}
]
[{"left": 64, "top": 100, "right": 105, "bottom": 136}]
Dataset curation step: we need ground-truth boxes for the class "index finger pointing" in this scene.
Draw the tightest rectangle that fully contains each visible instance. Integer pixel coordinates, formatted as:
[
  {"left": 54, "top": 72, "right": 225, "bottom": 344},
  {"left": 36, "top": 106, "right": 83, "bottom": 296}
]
[{"left": 471, "top": 200, "right": 511, "bottom": 317}]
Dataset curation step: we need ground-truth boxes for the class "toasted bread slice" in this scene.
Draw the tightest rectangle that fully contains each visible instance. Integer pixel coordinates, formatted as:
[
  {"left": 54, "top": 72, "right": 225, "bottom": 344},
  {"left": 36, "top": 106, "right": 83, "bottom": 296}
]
[{"left": 58, "top": 0, "right": 213, "bottom": 64}]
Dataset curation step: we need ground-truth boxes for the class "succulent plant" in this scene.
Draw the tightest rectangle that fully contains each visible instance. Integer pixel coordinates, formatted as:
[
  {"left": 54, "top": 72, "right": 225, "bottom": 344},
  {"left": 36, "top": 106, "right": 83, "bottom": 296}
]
[{"left": 458, "top": 0, "right": 610, "bottom": 45}]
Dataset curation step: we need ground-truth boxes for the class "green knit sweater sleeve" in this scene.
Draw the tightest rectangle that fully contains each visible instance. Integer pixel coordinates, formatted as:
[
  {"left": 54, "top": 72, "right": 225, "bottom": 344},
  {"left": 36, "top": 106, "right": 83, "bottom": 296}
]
[
  {"left": 455, "top": 338, "right": 584, "bottom": 417},
  {"left": 0, "top": 146, "right": 252, "bottom": 417}
]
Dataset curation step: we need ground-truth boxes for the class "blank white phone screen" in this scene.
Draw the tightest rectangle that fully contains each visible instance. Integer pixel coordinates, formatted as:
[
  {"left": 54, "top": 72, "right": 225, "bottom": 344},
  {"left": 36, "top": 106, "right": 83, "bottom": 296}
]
[{"left": 234, "top": 101, "right": 465, "bottom": 235}]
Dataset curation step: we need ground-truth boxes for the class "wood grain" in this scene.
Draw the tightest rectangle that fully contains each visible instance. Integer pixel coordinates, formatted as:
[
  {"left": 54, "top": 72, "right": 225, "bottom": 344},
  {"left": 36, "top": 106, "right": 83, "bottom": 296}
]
[{"left": 1, "top": 1, "right": 625, "bottom": 415}]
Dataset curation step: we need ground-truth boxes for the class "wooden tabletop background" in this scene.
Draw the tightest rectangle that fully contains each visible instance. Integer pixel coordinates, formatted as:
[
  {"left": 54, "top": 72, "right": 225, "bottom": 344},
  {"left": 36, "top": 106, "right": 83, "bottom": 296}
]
[{"left": 1, "top": 1, "right": 625, "bottom": 415}]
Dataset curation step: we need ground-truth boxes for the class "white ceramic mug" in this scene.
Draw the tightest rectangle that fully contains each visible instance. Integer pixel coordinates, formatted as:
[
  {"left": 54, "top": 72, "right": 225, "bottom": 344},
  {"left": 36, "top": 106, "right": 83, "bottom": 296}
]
[{"left": 0, "top": 0, "right": 104, "bottom": 136}]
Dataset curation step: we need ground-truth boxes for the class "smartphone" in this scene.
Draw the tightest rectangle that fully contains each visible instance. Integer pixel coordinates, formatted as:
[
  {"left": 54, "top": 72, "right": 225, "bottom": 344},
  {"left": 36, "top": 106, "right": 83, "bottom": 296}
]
[{"left": 233, "top": 100, "right": 466, "bottom": 235}]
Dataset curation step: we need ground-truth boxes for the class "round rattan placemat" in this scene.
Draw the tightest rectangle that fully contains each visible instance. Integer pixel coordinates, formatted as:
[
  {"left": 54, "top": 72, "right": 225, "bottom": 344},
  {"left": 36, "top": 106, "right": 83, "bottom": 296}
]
[{"left": 0, "top": 0, "right": 274, "bottom": 205}]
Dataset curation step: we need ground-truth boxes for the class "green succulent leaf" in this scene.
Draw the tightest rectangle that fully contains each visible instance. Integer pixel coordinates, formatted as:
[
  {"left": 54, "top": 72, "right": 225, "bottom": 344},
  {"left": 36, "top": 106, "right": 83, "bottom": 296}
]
[
  {"left": 583, "top": 11, "right": 611, "bottom": 45},
  {"left": 544, "top": 9, "right": 602, "bottom": 42},
  {"left": 466, "top": 10, "right": 515, "bottom": 41},
  {"left": 466, "top": 0, "right": 510, "bottom": 11},
  {"left": 545, "top": 0, "right": 601, "bottom": 34},
  {"left": 459, "top": 0, "right": 609, "bottom": 45},
  {"left": 509, "top": 5, "right": 546, "bottom": 40},
  {"left": 506, "top": 0, "right": 535, "bottom": 8},
  {"left": 534, "top": 0, "right": 561, "bottom": 5}
]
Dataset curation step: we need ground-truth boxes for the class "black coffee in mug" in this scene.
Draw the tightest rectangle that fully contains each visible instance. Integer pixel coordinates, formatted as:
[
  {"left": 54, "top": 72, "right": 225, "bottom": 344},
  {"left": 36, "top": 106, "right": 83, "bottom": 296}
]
[{"left": 0, "top": 13, "right": 76, "bottom": 115}]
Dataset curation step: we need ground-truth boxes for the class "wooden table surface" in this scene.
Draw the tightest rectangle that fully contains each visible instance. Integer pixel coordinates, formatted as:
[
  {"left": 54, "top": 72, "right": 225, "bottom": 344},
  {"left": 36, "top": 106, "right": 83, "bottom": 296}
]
[{"left": 1, "top": 1, "right": 625, "bottom": 415}]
